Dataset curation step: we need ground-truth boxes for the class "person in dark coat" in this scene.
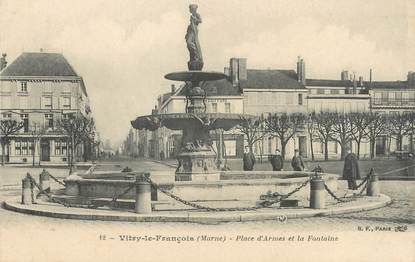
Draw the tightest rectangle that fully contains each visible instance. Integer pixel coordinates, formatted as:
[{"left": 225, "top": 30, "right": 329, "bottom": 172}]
[
  {"left": 269, "top": 149, "right": 283, "bottom": 171},
  {"left": 243, "top": 147, "right": 255, "bottom": 171},
  {"left": 291, "top": 149, "right": 305, "bottom": 171},
  {"left": 342, "top": 149, "right": 361, "bottom": 189}
]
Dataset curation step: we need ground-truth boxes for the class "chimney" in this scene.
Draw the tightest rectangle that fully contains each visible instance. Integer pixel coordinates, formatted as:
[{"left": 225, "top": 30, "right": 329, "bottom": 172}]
[
  {"left": 238, "top": 58, "right": 247, "bottom": 81},
  {"left": 341, "top": 70, "right": 349, "bottom": 80},
  {"left": 230, "top": 58, "right": 239, "bottom": 86},
  {"left": 171, "top": 84, "right": 176, "bottom": 94},
  {"left": 229, "top": 58, "right": 247, "bottom": 86},
  {"left": 296, "top": 56, "right": 306, "bottom": 85},
  {"left": 359, "top": 76, "right": 364, "bottom": 87},
  {"left": 0, "top": 53, "right": 7, "bottom": 70},
  {"left": 407, "top": 71, "right": 415, "bottom": 87}
]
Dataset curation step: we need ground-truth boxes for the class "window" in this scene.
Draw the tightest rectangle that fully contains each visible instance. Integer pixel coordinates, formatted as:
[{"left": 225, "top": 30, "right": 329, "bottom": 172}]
[
  {"left": 20, "top": 82, "right": 28, "bottom": 93},
  {"left": 317, "top": 89, "right": 325, "bottom": 94},
  {"left": 45, "top": 114, "right": 54, "bottom": 129},
  {"left": 21, "top": 114, "right": 29, "bottom": 132},
  {"left": 330, "top": 89, "right": 340, "bottom": 95},
  {"left": 42, "top": 96, "right": 52, "bottom": 109},
  {"left": 55, "top": 140, "right": 67, "bottom": 156},
  {"left": 298, "top": 94, "right": 303, "bottom": 105},
  {"left": 225, "top": 103, "right": 231, "bottom": 113},
  {"left": 15, "top": 139, "right": 33, "bottom": 156},
  {"left": 211, "top": 103, "right": 217, "bottom": 113},
  {"left": 2, "top": 113, "right": 11, "bottom": 119},
  {"left": 61, "top": 96, "right": 71, "bottom": 109}
]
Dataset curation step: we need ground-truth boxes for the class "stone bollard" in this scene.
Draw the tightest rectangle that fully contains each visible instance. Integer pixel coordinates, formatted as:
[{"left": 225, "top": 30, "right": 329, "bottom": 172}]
[
  {"left": 367, "top": 170, "right": 380, "bottom": 196},
  {"left": 135, "top": 174, "right": 152, "bottom": 214},
  {"left": 39, "top": 169, "right": 50, "bottom": 193},
  {"left": 310, "top": 177, "right": 325, "bottom": 209},
  {"left": 21, "top": 173, "right": 33, "bottom": 205}
]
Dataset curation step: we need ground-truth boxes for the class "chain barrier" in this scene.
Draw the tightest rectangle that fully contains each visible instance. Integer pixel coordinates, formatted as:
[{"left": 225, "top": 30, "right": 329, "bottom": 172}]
[
  {"left": 27, "top": 174, "right": 106, "bottom": 209},
  {"left": 109, "top": 184, "right": 136, "bottom": 207},
  {"left": 357, "top": 176, "right": 370, "bottom": 196},
  {"left": 144, "top": 176, "right": 310, "bottom": 212},
  {"left": 324, "top": 172, "right": 371, "bottom": 203},
  {"left": 48, "top": 173, "right": 66, "bottom": 187}
]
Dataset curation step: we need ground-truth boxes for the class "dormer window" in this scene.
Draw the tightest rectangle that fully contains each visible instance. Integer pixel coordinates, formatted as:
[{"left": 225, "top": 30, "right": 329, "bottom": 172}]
[{"left": 20, "top": 81, "right": 28, "bottom": 93}]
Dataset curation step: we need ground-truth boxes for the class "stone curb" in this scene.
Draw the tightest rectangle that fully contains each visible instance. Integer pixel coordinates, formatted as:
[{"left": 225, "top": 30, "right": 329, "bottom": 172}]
[{"left": 2, "top": 194, "right": 391, "bottom": 224}]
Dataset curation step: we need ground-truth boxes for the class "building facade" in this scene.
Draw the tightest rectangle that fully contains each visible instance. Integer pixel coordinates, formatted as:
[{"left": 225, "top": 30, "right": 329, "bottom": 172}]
[
  {"left": 127, "top": 57, "right": 414, "bottom": 161},
  {"left": 0, "top": 52, "right": 92, "bottom": 164}
]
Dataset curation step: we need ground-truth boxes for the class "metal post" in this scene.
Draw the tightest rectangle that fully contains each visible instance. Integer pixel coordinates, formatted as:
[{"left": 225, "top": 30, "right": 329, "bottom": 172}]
[
  {"left": 310, "top": 177, "right": 325, "bottom": 209},
  {"left": 21, "top": 173, "right": 33, "bottom": 205},
  {"left": 39, "top": 169, "right": 50, "bottom": 193},
  {"left": 135, "top": 174, "right": 152, "bottom": 214},
  {"left": 367, "top": 169, "right": 380, "bottom": 196}
]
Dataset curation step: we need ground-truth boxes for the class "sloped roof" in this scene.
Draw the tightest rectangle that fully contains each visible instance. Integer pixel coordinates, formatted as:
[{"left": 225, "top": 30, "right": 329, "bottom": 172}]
[
  {"left": 240, "top": 69, "right": 306, "bottom": 89},
  {"left": 0, "top": 52, "right": 78, "bottom": 77},
  {"left": 306, "top": 79, "right": 353, "bottom": 87},
  {"left": 365, "top": 81, "right": 408, "bottom": 89},
  {"left": 177, "top": 79, "right": 240, "bottom": 96}
]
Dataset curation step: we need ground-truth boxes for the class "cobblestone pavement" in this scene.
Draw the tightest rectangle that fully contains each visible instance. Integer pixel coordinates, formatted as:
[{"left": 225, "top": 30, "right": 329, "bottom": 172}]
[
  {"left": 1, "top": 163, "right": 413, "bottom": 232},
  {"left": 1, "top": 162, "right": 414, "bottom": 262}
]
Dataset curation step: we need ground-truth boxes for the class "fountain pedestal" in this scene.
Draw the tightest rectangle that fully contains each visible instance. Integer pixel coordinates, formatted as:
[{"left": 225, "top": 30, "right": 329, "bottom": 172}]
[{"left": 132, "top": 71, "right": 246, "bottom": 182}]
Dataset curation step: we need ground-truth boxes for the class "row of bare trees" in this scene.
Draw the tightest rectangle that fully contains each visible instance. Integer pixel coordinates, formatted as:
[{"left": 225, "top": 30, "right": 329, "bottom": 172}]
[
  {"left": 234, "top": 111, "right": 415, "bottom": 161},
  {"left": 0, "top": 114, "right": 97, "bottom": 169}
]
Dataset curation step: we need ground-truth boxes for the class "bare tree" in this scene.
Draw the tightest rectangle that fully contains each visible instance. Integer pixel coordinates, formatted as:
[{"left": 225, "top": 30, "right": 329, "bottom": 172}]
[
  {"left": 315, "top": 112, "right": 336, "bottom": 161},
  {"left": 306, "top": 113, "right": 317, "bottom": 161},
  {"left": 349, "top": 112, "right": 371, "bottom": 159},
  {"left": 233, "top": 115, "right": 266, "bottom": 154},
  {"left": 330, "top": 113, "right": 355, "bottom": 160},
  {"left": 265, "top": 113, "right": 306, "bottom": 160},
  {"left": 57, "top": 115, "right": 96, "bottom": 173},
  {"left": 366, "top": 113, "right": 388, "bottom": 159},
  {"left": 388, "top": 112, "right": 410, "bottom": 152},
  {"left": 406, "top": 112, "right": 415, "bottom": 152},
  {"left": 0, "top": 120, "right": 24, "bottom": 165}
]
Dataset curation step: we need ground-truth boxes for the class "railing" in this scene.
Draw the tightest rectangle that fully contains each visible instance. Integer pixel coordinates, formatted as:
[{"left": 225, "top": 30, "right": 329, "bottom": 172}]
[{"left": 372, "top": 98, "right": 415, "bottom": 106}]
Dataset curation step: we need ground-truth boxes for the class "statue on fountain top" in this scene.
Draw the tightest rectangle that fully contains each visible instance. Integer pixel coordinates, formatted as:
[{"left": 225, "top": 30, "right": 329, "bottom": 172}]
[{"left": 185, "top": 4, "right": 203, "bottom": 70}]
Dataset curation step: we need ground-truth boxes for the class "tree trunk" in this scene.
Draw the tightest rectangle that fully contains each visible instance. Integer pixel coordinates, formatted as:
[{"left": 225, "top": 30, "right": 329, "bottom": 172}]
[
  {"left": 324, "top": 139, "right": 329, "bottom": 161},
  {"left": 340, "top": 143, "right": 347, "bottom": 160},
  {"left": 398, "top": 135, "right": 403, "bottom": 151},
  {"left": 281, "top": 139, "right": 288, "bottom": 161},
  {"left": 1, "top": 142, "right": 5, "bottom": 166},
  {"left": 309, "top": 134, "right": 315, "bottom": 161},
  {"left": 356, "top": 139, "right": 361, "bottom": 160},
  {"left": 370, "top": 138, "right": 376, "bottom": 160}
]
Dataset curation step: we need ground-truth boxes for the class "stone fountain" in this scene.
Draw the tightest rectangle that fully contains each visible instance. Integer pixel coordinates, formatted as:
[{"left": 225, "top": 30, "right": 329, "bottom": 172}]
[
  {"left": 131, "top": 4, "right": 249, "bottom": 182},
  {"left": 52, "top": 5, "right": 340, "bottom": 211}
]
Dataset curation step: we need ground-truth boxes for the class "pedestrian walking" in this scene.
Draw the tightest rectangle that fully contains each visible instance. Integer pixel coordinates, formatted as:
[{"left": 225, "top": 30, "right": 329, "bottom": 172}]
[
  {"left": 291, "top": 149, "right": 305, "bottom": 171},
  {"left": 269, "top": 149, "right": 283, "bottom": 171},
  {"left": 342, "top": 148, "right": 361, "bottom": 190},
  {"left": 243, "top": 147, "right": 255, "bottom": 171}
]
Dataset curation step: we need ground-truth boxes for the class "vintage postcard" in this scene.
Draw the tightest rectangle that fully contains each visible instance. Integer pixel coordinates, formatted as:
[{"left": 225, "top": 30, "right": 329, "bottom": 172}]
[{"left": 0, "top": 1, "right": 414, "bottom": 261}]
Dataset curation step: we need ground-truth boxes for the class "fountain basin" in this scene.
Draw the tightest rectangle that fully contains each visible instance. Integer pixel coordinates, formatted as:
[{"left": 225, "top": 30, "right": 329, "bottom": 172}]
[{"left": 62, "top": 171, "right": 339, "bottom": 210}]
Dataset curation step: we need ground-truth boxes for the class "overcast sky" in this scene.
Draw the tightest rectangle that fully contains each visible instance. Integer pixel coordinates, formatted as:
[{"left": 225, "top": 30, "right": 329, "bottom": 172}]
[{"left": 0, "top": 0, "right": 414, "bottom": 147}]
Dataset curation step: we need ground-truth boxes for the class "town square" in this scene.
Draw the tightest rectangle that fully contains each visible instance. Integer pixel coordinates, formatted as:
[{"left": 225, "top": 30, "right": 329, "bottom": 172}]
[{"left": 0, "top": 1, "right": 414, "bottom": 262}]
